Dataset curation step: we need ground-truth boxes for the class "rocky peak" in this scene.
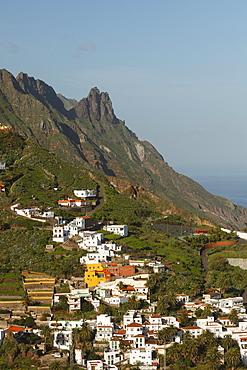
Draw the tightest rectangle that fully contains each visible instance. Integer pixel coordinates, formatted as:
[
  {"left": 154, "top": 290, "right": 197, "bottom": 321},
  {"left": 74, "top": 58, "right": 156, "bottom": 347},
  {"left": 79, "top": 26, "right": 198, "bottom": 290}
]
[
  {"left": 16, "top": 72, "right": 67, "bottom": 114},
  {"left": 74, "top": 87, "right": 123, "bottom": 124},
  {"left": 0, "top": 69, "right": 23, "bottom": 93}
]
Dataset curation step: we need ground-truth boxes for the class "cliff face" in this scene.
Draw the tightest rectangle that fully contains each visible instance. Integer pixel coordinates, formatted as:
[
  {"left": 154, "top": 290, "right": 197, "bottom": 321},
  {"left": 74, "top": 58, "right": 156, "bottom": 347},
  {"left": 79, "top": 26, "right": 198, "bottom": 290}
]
[
  {"left": 73, "top": 87, "right": 123, "bottom": 124},
  {"left": 1, "top": 68, "right": 247, "bottom": 229}
]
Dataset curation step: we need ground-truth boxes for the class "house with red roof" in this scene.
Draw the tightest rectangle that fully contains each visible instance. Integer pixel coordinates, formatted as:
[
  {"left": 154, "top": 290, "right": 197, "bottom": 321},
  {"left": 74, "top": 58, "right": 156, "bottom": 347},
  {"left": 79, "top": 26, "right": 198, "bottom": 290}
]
[{"left": 126, "top": 322, "right": 144, "bottom": 339}]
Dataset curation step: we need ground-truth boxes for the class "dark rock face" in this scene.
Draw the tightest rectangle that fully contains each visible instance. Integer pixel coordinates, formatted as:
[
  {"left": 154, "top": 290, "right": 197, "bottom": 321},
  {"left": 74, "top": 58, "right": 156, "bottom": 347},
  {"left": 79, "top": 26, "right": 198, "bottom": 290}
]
[
  {"left": 74, "top": 87, "right": 123, "bottom": 124},
  {"left": 16, "top": 72, "right": 68, "bottom": 115}
]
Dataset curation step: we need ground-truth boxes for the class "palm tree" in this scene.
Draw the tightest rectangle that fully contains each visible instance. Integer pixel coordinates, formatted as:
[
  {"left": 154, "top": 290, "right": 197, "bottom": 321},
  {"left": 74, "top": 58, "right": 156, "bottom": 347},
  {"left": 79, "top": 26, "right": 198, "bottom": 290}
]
[
  {"left": 0, "top": 332, "right": 19, "bottom": 362},
  {"left": 158, "top": 326, "right": 178, "bottom": 345},
  {"left": 198, "top": 329, "right": 217, "bottom": 348},
  {"left": 166, "top": 342, "right": 181, "bottom": 364},
  {"left": 40, "top": 325, "right": 52, "bottom": 354},
  {"left": 49, "top": 361, "right": 64, "bottom": 370},
  {"left": 221, "top": 334, "right": 237, "bottom": 351},
  {"left": 156, "top": 296, "right": 169, "bottom": 315},
  {"left": 21, "top": 292, "right": 32, "bottom": 312},
  {"left": 184, "top": 339, "right": 201, "bottom": 366},
  {"left": 205, "top": 346, "right": 222, "bottom": 370},
  {"left": 224, "top": 346, "right": 241, "bottom": 370},
  {"left": 128, "top": 295, "right": 139, "bottom": 310},
  {"left": 117, "top": 281, "right": 125, "bottom": 290},
  {"left": 228, "top": 309, "right": 239, "bottom": 325}
]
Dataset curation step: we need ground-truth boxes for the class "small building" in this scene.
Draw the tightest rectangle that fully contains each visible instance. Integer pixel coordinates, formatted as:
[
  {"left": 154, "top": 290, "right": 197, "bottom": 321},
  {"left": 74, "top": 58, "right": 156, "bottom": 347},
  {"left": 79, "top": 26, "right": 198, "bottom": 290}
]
[
  {"left": 181, "top": 326, "right": 203, "bottom": 338},
  {"left": 74, "top": 189, "right": 96, "bottom": 198},
  {"left": 175, "top": 293, "right": 190, "bottom": 303},
  {"left": 58, "top": 199, "right": 91, "bottom": 207},
  {"left": 129, "top": 348, "right": 157, "bottom": 366},
  {"left": 104, "top": 349, "right": 123, "bottom": 365},
  {"left": 53, "top": 330, "right": 72, "bottom": 351},
  {"left": 87, "top": 360, "right": 104, "bottom": 370},
  {"left": 53, "top": 226, "right": 69, "bottom": 243},
  {"left": 0, "top": 162, "right": 6, "bottom": 170},
  {"left": 103, "top": 224, "right": 128, "bottom": 237},
  {"left": 126, "top": 322, "right": 144, "bottom": 339}
]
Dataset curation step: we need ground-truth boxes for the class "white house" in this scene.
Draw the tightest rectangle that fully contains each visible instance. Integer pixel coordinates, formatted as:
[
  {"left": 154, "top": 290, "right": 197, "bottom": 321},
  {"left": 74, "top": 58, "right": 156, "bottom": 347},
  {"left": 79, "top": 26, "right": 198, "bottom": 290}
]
[
  {"left": 126, "top": 322, "right": 144, "bottom": 339},
  {"left": 0, "top": 161, "right": 6, "bottom": 170},
  {"left": 196, "top": 317, "right": 223, "bottom": 337},
  {"left": 87, "top": 360, "right": 104, "bottom": 370},
  {"left": 53, "top": 226, "right": 69, "bottom": 243},
  {"left": 80, "top": 252, "right": 111, "bottom": 265},
  {"left": 95, "top": 314, "right": 115, "bottom": 341},
  {"left": 104, "top": 295, "right": 129, "bottom": 306},
  {"left": 103, "top": 225, "right": 128, "bottom": 237},
  {"left": 123, "top": 310, "right": 142, "bottom": 328},
  {"left": 232, "top": 331, "right": 247, "bottom": 365},
  {"left": 53, "top": 330, "right": 72, "bottom": 351},
  {"left": 49, "top": 319, "right": 96, "bottom": 331},
  {"left": 210, "top": 297, "right": 244, "bottom": 313},
  {"left": 78, "top": 232, "right": 104, "bottom": 249},
  {"left": 104, "top": 349, "right": 123, "bottom": 365},
  {"left": 181, "top": 326, "right": 203, "bottom": 338},
  {"left": 74, "top": 189, "right": 96, "bottom": 198},
  {"left": 175, "top": 294, "right": 190, "bottom": 303},
  {"left": 129, "top": 348, "right": 157, "bottom": 366}
]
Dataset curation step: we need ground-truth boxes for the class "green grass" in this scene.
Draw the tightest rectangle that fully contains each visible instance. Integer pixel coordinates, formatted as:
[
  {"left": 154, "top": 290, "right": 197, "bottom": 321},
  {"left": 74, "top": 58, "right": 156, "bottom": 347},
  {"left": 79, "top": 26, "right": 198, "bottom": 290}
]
[{"left": 0, "top": 290, "right": 24, "bottom": 295}]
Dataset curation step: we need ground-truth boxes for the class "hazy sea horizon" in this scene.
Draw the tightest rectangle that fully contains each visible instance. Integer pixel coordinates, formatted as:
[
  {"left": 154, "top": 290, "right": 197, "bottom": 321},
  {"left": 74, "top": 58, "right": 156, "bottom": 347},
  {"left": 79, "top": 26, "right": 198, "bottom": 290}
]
[{"left": 191, "top": 174, "right": 247, "bottom": 209}]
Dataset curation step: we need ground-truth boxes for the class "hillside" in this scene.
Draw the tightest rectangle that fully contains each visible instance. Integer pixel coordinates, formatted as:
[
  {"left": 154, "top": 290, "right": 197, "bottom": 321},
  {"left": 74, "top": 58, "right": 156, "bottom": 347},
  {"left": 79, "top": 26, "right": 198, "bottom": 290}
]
[
  {"left": 0, "top": 68, "right": 247, "bottom": 229},
  {"left": 0, "top": 130, "right": 207, "bottom": 228}
]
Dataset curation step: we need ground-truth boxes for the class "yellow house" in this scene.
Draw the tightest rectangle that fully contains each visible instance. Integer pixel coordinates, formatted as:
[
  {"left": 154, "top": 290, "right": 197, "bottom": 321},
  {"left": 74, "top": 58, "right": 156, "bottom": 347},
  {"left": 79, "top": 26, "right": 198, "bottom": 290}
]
[
  {"left": 86, "top": 263, "right": 104, "bottom": 272},
  {"left": 85, "top": 270, "right": 106, "bottom": 287},
  {"left": 85, "top": 263, "right": 106, "bottom": 287}
]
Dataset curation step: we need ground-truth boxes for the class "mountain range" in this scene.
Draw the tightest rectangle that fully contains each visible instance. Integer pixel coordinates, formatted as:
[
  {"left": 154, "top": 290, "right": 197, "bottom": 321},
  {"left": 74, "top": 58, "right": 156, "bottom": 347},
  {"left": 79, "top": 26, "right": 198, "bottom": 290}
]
[{"left": 0, "top": 68, "right": 246, "bottom": 230}]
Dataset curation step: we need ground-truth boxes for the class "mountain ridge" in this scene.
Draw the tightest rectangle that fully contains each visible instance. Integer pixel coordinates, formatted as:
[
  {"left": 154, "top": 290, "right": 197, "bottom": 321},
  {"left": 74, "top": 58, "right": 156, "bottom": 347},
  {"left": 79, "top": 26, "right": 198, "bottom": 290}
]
[{"left": 0, "top": 68, "right": 247, "bottom": 229}]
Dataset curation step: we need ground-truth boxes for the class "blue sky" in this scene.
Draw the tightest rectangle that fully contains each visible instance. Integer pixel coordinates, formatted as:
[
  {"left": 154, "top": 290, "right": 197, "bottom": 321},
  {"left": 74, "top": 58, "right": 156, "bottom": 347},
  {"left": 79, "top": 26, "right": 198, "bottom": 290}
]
[{"left": 1, "top": 0, "right": 247, "bottom": 179}]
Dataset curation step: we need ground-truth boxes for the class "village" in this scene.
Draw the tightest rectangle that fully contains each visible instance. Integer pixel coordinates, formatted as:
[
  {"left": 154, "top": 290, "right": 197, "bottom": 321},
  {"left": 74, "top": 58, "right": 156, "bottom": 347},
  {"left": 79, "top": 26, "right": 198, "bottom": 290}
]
[{"left": 0, "top": 186, "right": 247, "bottom": 369}]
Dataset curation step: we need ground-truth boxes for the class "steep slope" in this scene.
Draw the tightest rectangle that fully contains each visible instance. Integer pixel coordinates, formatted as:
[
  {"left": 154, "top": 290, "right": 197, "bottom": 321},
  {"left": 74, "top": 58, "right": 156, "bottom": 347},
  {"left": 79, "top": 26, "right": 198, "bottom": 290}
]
[{"left": 0, "top": 69, "right": 247, "bottom": 229}]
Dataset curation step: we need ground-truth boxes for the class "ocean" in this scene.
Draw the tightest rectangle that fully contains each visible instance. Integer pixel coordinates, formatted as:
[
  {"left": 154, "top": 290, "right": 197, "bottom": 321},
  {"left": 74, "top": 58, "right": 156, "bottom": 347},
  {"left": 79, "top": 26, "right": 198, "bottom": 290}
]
[{"left": 191, "top": 174, "right": 247, "bottom": 209}]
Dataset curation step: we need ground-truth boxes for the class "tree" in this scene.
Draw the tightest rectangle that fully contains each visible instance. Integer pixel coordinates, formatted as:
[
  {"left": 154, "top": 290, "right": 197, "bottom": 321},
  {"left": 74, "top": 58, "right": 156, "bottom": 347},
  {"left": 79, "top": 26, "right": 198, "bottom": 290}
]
[
  {"left": 205, "top": 346, "right": 222, "bottom": 370},
  {"left": 58, "top": 295, "right": 69, "bottom": 311},
  {"left": 49, "top": 361, "right": 64, "bottom": 370},
  {"left": 0, "top": 332, "right": 19, "bottom": 362},
  {"left": 40, "top": 325, "right": 52, "bottom": 354},
  {"left": 209, "top": 256, "right": 230, "bottom": 272},
  {"left": 81, "top": 298, "right": 94, "bottom": 312},
  {"left": 21, "top": 292, "right": 32, "bottom": 312},
  {"left": 158, "top": 326, "right": 178, "bottom": 345},
  {"left": 215, "top": 274, "right": 232, "bottom": 295},
  {"left": 117, "top": 281, "right": 125, "bottom": 290},
  {"left": 221, "top": 334, "right": 238, "bottom": 351},
  {"left": 228, "top": 309, "right": 239, "bottom": 325},
  {"left": 224, "top": 346, "right": 241, "bottom": 370}
]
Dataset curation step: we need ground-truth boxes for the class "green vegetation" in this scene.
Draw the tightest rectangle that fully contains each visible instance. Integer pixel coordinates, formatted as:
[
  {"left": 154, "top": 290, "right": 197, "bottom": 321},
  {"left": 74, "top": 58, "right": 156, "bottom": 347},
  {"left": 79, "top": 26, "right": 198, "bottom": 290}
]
[
  {"left": 0, "top": 228, "right": 84, "bottom": 278},
  {"left": 206, "top": 246, "right": 247, "bottom": 296},
  {"left": 92, "top": 185, "right": 154, "bottom": 224},
  {"left": 167, "top": 330, "right": 241, "bottom": 369},
  {"left": 0, "top": 130, "right": 97, "bottom": 209}
]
